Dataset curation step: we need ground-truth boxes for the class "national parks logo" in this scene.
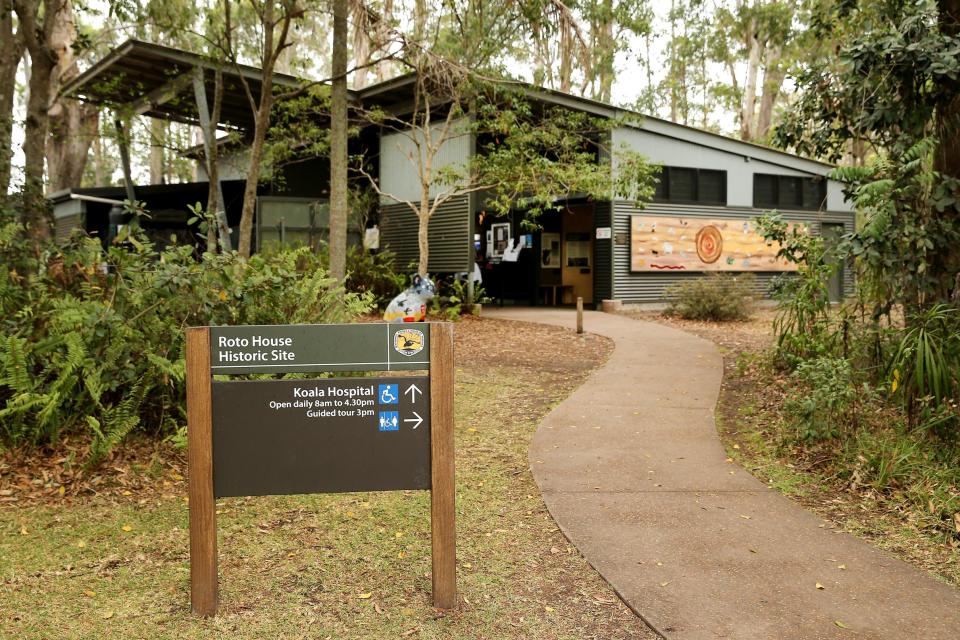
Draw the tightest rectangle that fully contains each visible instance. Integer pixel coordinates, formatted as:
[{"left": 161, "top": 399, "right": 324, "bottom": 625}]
[{"left": 393, "top": 328, "right": 425, "bottom": 357}]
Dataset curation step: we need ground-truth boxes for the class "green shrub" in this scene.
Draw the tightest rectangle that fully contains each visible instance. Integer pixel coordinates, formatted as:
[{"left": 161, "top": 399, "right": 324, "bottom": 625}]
[
  {"left": 784, "top": 356, "right": 864, "bottom": 440},
  {"left": 755, "top": 213, "right": 838, "bottom": 367},
  {"left": 887, "top": 303, "right": 960, "bottom": 427},
  {"left": 664, "top": 273, "right": 756, "bottom": 321},
  {"left": 344, "top": 246, "right": 404, "bottom": 309},
  {"left": 0, "top": 223, "right": 372, "bottom": 462}
]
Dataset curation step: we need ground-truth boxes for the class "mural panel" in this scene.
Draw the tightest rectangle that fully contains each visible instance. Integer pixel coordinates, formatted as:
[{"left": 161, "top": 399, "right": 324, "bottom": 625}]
[{"left": 630, "top": 215, "right": 802, "bottom": 272}]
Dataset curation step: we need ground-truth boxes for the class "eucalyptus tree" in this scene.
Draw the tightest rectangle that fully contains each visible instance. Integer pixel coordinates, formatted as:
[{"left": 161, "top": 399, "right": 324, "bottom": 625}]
[
  {"left": 329, "top": 0, "right": 348, "bottom": 280},
  {"left": 0, "top": 2, "right": 23, "bottom": 197},
  {"left": 221, "top": 0, "right": 310, "bottom": 258},
  {"left": 12, "top": 0, "right": 71, "bottom": 239},
  {"left": 708, "top": 0, "right": 797, "bottom": 142}
]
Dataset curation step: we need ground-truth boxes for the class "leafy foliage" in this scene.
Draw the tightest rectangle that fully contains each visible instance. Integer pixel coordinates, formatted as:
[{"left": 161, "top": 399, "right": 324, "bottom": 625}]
[
  {"left": 0, "top": 223, "right": 371, "bottom": 463},
  {"left": 776, "top": 0, "right": 960, "bottom": 309},
  {"left": 888, "top": 304, "right": 960, "bottom": 427},
  {"left": 664, "top": 273, "right": 755, "bottom": 322},
  {"left": 755, "top": 213, "right": 836, "bottom": 366},
  {"left": 471, "top": 92, "right": 658, "bottom": 227},
  {"left": 784, "top": 356, "right": 861, "bottom": 441}
]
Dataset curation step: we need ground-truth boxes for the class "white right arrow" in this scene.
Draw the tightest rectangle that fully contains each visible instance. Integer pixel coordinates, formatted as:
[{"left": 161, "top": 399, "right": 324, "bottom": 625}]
[
  {"left": 403, "top": 412, "right": 423, "bottom": 429},
  {"left": 405, "top": 383, "right": 422, "bottom": 403}
]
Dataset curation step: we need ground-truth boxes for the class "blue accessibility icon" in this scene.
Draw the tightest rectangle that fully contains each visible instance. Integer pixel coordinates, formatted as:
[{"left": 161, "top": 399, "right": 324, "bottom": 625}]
[
  {"left": 378, "top": 383, "right": 399, "bottom": 405},
  {"left": 378, "top": 411, "right": 399, "bottom": 432}
]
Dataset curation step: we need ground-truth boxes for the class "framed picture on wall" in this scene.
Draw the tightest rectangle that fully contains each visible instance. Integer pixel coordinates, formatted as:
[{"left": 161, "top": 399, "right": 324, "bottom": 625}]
[
  {"left": 491, "top": 222, "right": 511, "bottom": 258},
  {"left": 541, "top": 232, "right": 561, "bottom": 269}
]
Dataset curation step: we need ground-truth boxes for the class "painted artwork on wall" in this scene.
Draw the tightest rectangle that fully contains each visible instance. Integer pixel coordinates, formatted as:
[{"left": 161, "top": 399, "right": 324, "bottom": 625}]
[{"left": 630, "top": 215, "right": 803, "bottom": 272}]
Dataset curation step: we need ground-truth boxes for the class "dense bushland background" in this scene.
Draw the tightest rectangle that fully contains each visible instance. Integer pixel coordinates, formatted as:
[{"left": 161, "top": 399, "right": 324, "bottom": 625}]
[{"left": 0, "top": 220, "right": 373, "bottom": 463}]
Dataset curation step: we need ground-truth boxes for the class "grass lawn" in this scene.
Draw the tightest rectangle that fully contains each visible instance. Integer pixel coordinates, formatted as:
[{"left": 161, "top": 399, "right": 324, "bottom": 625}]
[{"left": 1, "top": 317, "right": 656, "bottom": 639}]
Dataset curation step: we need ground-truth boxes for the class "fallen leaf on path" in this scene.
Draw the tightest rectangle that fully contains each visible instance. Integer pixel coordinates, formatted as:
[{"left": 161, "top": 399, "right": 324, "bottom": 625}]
[
  {"left": 835, "top": 621, "right": 849, "bottom": 629},
  {"left": 838, "top": 564, "right": 846, "bottom": 570},
  {"left": 815, "top": 583, "right": 825, "bottom": 590},
  {"left": 739, "top": 515, "right": 751, "bottom": 520},
  {"left": 660, "top": 581, "right": 670, "bottom": 587}
]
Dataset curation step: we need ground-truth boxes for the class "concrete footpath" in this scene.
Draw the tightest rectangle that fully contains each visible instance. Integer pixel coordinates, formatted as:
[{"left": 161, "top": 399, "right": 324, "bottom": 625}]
[{"left": 486, "top": 308, "right": 960, "bottom": 640}]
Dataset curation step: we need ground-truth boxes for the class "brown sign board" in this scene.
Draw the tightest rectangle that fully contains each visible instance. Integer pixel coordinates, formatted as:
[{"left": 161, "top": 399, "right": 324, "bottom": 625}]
[
  {"left": 212, "top": 376, "right": 430, "bottom": 497},
  {"left": 186, "top": 322, "right": 456, "bottom": 617},
  {"left": 210, "top": 322, "right": 430, "bottom": 374}
]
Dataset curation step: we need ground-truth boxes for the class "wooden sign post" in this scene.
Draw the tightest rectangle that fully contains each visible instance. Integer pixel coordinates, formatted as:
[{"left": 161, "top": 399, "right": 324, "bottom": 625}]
[{"left": 185, "top": 322, "right": 455, "bottom": 617}]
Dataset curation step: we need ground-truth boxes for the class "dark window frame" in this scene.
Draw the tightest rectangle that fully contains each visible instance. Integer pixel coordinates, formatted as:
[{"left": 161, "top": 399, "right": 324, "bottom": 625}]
[
  {"left": 652, "top": 166, "right": 727, "bottom": 206},
  {"left": 753, "top": 173, "right": 827, "bottom": 211}
]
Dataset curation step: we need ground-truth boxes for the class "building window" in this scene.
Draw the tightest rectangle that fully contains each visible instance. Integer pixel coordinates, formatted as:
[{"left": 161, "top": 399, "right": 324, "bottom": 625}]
[
  {"left": 653, "top": 167, "right": 727, "bottom": 205},
  {"left": 753, "top": 174, "right": 826, "bottom": 211}
]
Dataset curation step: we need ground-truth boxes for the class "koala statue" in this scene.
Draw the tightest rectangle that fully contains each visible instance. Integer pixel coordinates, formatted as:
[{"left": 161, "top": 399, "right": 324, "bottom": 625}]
[{"left": 383, "top": 274, "right": 438, "bottom": 322}]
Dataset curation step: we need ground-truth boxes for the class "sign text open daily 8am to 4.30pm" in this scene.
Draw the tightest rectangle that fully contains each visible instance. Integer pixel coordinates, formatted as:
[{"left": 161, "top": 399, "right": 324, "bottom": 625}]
[{"left": 186, "top": 322, "right": 455, "bottom": 617}]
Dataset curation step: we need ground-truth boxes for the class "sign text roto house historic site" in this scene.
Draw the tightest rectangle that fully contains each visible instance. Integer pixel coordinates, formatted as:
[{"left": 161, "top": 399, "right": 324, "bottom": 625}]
[{"left": 185, "top": 322, "right": 455, "bottom": 617}]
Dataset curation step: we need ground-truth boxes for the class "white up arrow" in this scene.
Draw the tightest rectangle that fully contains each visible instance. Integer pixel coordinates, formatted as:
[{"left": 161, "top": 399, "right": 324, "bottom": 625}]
[
  {"left": 403, "top": 412, "right": 423, "bottom": 429},
  {"left": 405, "top": 383, "right": 422, "bottom": 403}
]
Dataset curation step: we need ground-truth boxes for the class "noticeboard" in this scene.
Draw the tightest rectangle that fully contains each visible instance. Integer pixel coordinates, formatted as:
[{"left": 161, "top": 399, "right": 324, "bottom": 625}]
[
  {"left": 212, "top": 376, "right": 431, "bottom": 497},
  {"left": 185, "top": 322, "right": 455, "bottom": 617}
]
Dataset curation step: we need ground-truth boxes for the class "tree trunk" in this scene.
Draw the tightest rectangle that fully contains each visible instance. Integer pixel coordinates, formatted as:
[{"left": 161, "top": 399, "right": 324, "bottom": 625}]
[
  {"left": 755, "top": 46, "right": 784, "bottom": 141},
  {"left": 21, "top": 51, "right": 55, "bottom": 237},
  {"left": 937, "top": 0, "right": 960, "bottom": 295},
  {"left": 559, "top": 27, "right": 573, "bottom": 93},
  {"left": 237, "top": 96, "right": 272, "bottom": 258},
  {"left": 740, "top": 22, "right": 761, "bottom": 141},
  {"left": 149, "top": 117, "right": 164, "bottom": 184},
  {"left": 46, "top": 101, "right": 97, "bottom": 191},
  {"left": 351, "top": 0, "right": 371, "bottom": 89},
  {"left": 0, "top": 5, "right": 24, "bottom": 196},
  {"left": 597, "top": 0, "right": 614, "bottom": 103},
  {"left": 44, "top": 0, "right": 95, "bottom": 193},
  {"left": 205, "top": 69, "right": 224, "bottom": 253},
  {"left": 328, "top": 0, "right": 349, "bottom": 280},
  {"left": 418, "top": 199, "right": 430, "bottom": 277},
  {"left": 234, "top": 0, "right": 294, "bottom": 258},
  {"left": 375, "top": 0, "right": 394, "bottom": 83}
]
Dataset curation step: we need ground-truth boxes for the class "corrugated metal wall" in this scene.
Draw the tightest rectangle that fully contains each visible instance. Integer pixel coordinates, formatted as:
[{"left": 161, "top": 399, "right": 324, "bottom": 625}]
[
  {"left": 54, "top": 214, "right": 82, "bottom": 244},
  {"left": 611, "top": 201, "right": 856, "bottom": 302},
  {"left": 593, "top": 200, "right": 613, "bottom": 301},
  {"left": 379, "top": 195, "right": 471, "bottom": 273}
]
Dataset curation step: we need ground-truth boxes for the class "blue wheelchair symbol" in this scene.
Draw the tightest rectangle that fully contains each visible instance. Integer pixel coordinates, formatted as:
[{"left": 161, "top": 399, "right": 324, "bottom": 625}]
[{"left": 378, "top": 384, "right": 399, "bottom": 405}]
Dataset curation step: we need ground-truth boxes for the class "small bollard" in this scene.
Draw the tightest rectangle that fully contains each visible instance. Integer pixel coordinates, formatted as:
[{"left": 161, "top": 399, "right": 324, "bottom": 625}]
[{"left": 576, "top": 297, "right": 583, "bottom": 334}]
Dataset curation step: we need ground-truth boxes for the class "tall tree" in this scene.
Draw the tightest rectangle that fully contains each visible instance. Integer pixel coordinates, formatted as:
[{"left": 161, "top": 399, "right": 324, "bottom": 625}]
[
  {"left": 45, "top": 0, "right": 98, "bottom": 192},
  {"left": 0, "top": 2, "right": 24, "bottom": 197},
  {"left": 13, "top": 0, "right": 68, "bottom": 239},
  {"left": 224, "top": 0, "right": 305, "bottom": 258},
  {"left": 580, "top": 0, "right": 650, "bottom": 103},
  {"left": 328, "top": 0, "right": 348, "bottom": 280},
  {"left": 710, "top": 0, "right": 795, "bottom": 141}
]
